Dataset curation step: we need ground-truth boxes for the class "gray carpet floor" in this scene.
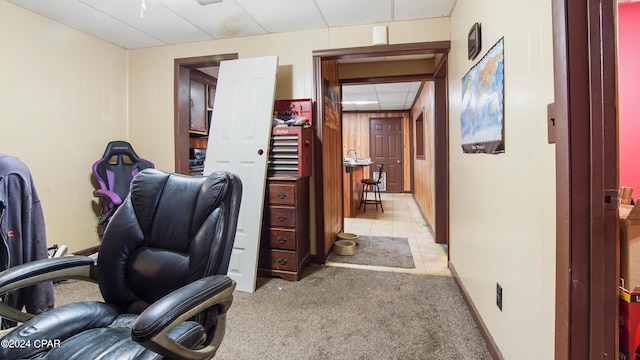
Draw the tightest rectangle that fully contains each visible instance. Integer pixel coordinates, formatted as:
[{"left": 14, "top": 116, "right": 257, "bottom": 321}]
[
  {"left": 327, "top": 235, "right": 415, "bottom": 268},
  {"left": 51, "top": 264, "right": 491, "bottom": 360}
]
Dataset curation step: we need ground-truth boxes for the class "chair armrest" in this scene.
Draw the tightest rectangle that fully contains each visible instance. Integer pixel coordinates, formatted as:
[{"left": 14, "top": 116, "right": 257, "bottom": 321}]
[
  {"left": 0, "top": 256, "right": 97, "bottom": 322},
  {"left": 93, "top": 189, "right": 123, "bottom": 206},
  {"left": 132, "top": 275, "right": 235, "bottom": 360}
]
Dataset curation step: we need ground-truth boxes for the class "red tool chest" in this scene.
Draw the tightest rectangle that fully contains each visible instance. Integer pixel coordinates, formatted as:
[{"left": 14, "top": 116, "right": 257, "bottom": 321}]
[{"left": 268, "top": 99, "right": 313, "bottom": 177}]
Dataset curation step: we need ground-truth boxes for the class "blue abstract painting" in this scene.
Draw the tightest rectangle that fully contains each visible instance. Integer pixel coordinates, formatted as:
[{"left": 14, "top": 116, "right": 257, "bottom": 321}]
[{"left": 460, "top": 38, "right": 505, "bottom": 154}]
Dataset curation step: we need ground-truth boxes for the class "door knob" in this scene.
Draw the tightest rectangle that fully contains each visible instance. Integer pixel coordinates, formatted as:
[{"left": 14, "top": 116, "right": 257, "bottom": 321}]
[{"left": 396, "top": 160, "right": 401, "bottom": 164}]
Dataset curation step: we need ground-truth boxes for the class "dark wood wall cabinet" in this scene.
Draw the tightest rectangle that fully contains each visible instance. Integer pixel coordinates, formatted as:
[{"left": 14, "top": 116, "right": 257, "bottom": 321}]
[
  {"left": 188, "top": 69, "right": 216, "bottom": 175},
  {"left": 259, "top": 176, "right": 310, "bottom": 281}
]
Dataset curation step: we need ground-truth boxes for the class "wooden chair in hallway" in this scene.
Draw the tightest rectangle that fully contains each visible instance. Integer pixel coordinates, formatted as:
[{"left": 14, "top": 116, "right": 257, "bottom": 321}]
[{"left": 359, "top": 163, "right": 384, "bottom": 213}]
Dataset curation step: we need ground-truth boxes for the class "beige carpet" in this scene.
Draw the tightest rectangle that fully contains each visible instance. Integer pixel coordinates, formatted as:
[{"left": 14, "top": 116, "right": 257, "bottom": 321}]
[{"left": 44, "top": 264, "right": 491, "bottom": 360}]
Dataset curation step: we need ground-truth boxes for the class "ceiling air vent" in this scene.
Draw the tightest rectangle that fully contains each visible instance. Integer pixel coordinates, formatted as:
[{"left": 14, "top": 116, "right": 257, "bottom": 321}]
[{"left": 195, "top": 0, "right": 222, "bottom": 5}]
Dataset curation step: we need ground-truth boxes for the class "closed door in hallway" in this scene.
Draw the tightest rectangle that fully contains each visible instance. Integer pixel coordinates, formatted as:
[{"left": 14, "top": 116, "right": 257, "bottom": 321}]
[{"left": 369, "top": 117, "right": 403, "bottom": 193}]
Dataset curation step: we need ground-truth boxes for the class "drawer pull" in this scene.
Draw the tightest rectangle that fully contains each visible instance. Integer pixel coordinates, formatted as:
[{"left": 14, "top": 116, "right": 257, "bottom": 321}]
[
  {"left": 277, "top": 213, "right": 287, "bottom": 222},
  {"left": 277, "top": 236, "right": 287, "bottom": 244},
  {"left": 277, "top": 258, "right": 288, "bottom": 265},
  {"left": 277, "top": 192, "right": 287, "bottom": 199}
]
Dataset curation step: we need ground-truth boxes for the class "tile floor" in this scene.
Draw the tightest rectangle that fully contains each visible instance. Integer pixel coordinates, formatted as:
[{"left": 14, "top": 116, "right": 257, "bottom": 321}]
[{"left": 327, "top": 192, "right": 451, "bottom": 276}]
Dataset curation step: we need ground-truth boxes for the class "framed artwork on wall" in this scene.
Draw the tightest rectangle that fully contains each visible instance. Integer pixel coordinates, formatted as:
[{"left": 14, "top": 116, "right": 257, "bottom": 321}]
[{"left": 460, "top": 37, "right": 505, "bottom": 154}]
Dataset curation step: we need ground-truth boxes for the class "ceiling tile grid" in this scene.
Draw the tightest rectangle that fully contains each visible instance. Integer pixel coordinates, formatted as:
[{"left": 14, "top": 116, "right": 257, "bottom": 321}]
[
  {"left": 8, "top": 0, "right": 456, "bottom": 49},
  {"left": 234, "top": 0, "right": 328, "bottom": 33},
  {"left": 158, "top": 0, "right": 265, "bottom": 39},
  {"left": 7, "top": 0, "right": 440, "bottom": 110},
  {"left": 342, "top": 82, "right": 421, "bottom": 111}
]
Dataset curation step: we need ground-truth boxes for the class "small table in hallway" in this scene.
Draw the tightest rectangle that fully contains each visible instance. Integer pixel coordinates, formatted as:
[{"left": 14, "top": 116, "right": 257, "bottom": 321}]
[{"left": 342, "top": 163, "right": 369, "bottom": 218}]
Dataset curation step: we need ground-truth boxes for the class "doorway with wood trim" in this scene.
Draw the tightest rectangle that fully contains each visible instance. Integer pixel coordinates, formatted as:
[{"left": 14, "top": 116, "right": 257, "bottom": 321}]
[
  {"left": 312, "top": 41, "right": 450, "bottom": 264},
  {"left": 173, "top": 53, "right": 238, "bottom": 175},
  {"left": 551, "top": 0, "right": 617, "bottom": 358}
]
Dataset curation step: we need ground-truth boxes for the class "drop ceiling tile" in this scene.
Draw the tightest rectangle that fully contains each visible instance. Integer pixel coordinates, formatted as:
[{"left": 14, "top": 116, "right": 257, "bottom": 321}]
[
  {"left": 383, "top": 101, "right": 408, "bottom": 110},
  {"left": 343, "top": 84, "right": 377, "bottom": 96},
  {"left": 316, "top": 0, "right": 392, "bottom": 26},
  {"left": 408, "top": 81, "right": 422, "bottom": 92},
  {"left": 158, "top": 0, "right": 266, "bottom": 39},
  {"left": 8, "top": 0, "right": 164, "bottom": 49},
  {"left": 394, "top": 0, "right": 456, "bottom": 20},
  {"left": 378, "top": 92, "right": 409, "bottom": 103},
  {"left": 357, "top": 103, "right": 381, "bottom": 111},
  {"left": 81, "top": 0, "right": 212, "bottom": 44},
  {"left": 235, "top": 0, "right": 327, "bottom": 33},
  {"left": 375, "top": 82, "right": 413, "bottom": 93}
]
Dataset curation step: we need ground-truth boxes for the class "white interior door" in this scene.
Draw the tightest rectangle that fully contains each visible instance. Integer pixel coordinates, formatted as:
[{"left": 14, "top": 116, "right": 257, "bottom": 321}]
[{"left": 202, "top": 56, "right": 278, "bottom": 293}]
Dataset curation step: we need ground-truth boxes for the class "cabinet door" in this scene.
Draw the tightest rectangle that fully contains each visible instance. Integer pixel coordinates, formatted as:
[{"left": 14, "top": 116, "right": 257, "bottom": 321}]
[{"left": 189, "top": 79, "right": 207, "bottom": 134}]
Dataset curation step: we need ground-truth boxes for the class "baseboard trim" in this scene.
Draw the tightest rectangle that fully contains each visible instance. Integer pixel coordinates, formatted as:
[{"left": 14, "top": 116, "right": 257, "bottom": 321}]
[
  {"left": 73, "top": 245, "right": 99, "bottom": 256},
  {"left": 410, "top": 193, "right": 436, "bottom": 240},
  {"left": 449, "top": 261, "right": 504, "bottom": 360}
]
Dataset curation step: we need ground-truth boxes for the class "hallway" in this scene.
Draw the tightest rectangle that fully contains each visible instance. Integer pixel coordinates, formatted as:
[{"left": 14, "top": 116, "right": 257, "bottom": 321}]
[{"left": 329, "top": 193, "right": 450, "bottom": 276}]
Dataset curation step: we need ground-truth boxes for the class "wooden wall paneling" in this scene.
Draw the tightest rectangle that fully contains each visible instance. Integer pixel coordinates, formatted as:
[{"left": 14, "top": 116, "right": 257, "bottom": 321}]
[
  {"left": 315, "top": 59, "right": 343, "bottom": 261},
  {"left": 411, "top": 82, "right": 436, "bottom": 229},
  {"left": 434, "top": 72, "right": 449, "bottom": 245},
  {"left": 342, "top": 111, "right": 410, "bottom": 190},
  {"left": 402, "top": 114, "right": 411, "bottom": 191}
]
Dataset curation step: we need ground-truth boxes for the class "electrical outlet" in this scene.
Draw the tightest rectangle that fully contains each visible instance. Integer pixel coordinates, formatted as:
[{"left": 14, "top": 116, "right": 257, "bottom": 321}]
[{"left": 496, "top": 283, "right": 503, "bottom": 311}]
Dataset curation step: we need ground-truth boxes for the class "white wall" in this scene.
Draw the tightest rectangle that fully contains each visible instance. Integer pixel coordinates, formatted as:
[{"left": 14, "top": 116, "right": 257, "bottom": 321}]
[
  {"left": 127, "top": 18, "right": 451, "bottom": 170},
  {"left": 448, "top": 0, "right": 556, "bottom": 359},
  {"left": 0, "top": 2, "right": 129, "bottom": 252},
  {"left": 0, "top": 0, "right": 449, "bottom": 253},
  {"left": 1, "top": 2, "right": 559, "bottom": 355}
]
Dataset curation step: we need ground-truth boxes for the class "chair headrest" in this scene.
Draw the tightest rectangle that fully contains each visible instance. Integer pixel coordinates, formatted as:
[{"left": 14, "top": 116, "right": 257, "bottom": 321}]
[{"left": 100, "top": 141, "right": 143, "bottom": 162}]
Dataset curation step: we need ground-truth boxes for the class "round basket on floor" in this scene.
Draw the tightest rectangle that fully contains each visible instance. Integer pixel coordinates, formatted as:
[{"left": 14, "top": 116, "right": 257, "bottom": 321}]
[
  {"left": 333, "top": 240, "right": 357, "bottom": 256},
  {"left": 337, "top": 232, "right": 359, "bottom": 243}
]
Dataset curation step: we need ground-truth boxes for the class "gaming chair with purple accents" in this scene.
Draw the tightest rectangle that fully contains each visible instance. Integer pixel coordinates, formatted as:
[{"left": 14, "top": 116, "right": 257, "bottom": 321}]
[{"left": 92, "top": 141, "right": 154, "bottom": 225}]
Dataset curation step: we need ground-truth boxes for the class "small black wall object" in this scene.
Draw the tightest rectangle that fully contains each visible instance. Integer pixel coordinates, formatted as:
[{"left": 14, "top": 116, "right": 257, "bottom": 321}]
[{"left": 468, "top": 22, "right": 482, "bottom": 60}]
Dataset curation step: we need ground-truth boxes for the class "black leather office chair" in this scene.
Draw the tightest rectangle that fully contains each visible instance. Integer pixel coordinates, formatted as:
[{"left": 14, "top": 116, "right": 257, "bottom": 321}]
[
  {"left": 359, "top": 163, "right": 384, "bottom": 213},
  {"left": 92, "top": 141, "right": 154, "bottom": 225},
  {"left": 0, "top": 168, "right": 242, "bottom": 360}
]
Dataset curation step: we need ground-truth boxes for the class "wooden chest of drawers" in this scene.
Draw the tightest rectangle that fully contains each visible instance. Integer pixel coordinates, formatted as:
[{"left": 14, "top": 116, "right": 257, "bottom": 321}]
[{"left": 258, "top": 176, "right": 310, "bottom": 281}]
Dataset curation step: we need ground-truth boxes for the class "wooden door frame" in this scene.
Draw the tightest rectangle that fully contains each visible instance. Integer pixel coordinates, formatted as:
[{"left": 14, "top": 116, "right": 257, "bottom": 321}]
[
  {"left": 553, "top": 0, "right": 618, "bottom": 358},
  {"left": 173, "top": 53, "right": 237, "bottom": 174},
  {"left": 313, "top": 41, "right": 451, "bottom": 262},
  {"left": 369, "top": 117, "right": 403, "bottom": 193}
]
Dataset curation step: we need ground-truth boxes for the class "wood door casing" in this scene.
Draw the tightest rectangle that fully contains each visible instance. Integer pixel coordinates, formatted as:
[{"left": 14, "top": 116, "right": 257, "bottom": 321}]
[
  {"left": 174, "top": 53, "right": 238, "bottom": 175},
  {"left": 369, "top": 117, "right": 403, "bottom": 193},
  {"left": 313, "top": 41, "right": 451, "bottom": 264},
  {"left": 552, "top": 0, "right": 618, "bottom": 358}
]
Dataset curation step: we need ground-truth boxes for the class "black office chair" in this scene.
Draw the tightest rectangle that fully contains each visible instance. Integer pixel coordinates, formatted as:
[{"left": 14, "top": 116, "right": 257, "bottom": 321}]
[
  {"left": 0, "top": 168, "right": 242, "bottom": 360},
  {"left": 359, "top": 163, "right": 384, "bottom": 213},
  {"left": 92, "top": 141, "right": 154, "bottom": 225}
]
